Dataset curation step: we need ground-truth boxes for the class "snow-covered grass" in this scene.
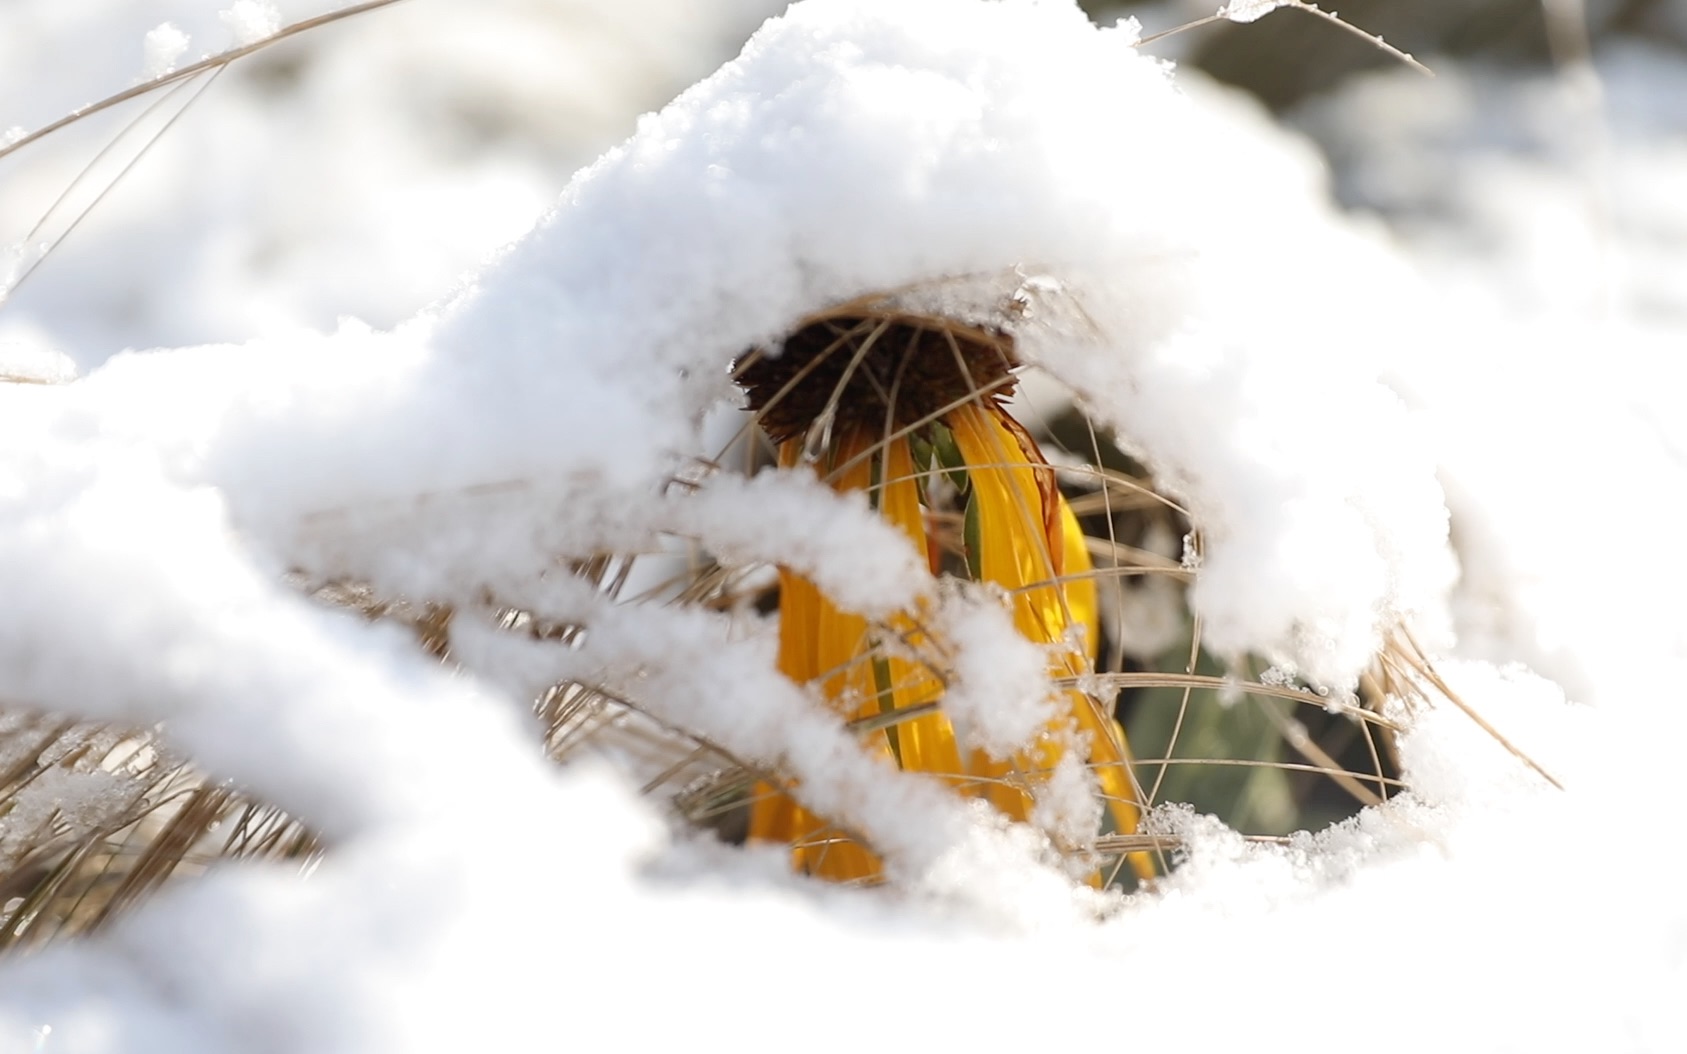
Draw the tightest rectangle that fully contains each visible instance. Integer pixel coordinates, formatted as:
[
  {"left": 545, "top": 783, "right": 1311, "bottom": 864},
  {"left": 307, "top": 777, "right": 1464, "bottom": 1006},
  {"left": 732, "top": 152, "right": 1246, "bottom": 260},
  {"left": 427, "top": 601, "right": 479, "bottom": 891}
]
[{"left": 2, "top": 0, "right": 1685, "bottom": 1050}]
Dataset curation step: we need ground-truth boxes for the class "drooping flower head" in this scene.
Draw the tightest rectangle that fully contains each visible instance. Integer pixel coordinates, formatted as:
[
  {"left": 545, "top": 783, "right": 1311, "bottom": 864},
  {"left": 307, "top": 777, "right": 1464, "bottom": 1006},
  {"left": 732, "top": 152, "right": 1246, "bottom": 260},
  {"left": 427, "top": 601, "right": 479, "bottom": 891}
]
[{"left": 736, "top": 294, "right": 1153, "bottom": 884}]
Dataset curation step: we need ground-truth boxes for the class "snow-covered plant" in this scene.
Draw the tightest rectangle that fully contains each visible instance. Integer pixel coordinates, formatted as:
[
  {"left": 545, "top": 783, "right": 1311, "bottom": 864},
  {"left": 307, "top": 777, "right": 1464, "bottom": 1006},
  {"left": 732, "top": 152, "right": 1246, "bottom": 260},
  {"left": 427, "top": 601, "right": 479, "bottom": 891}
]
[
  {"left": 731, "top": 293, "right": 1156, "bottom": 883},
  {"left": 0, "top": 0, "right": 1465, "bottom": 945},
  {"left": 9, "top": 1, "right": 1655, "bottom": 1048}
]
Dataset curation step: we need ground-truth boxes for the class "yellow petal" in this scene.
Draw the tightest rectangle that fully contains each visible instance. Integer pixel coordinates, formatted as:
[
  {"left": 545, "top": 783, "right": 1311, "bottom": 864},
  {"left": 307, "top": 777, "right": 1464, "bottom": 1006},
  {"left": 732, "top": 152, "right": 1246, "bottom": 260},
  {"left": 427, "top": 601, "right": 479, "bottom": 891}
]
[
  {"left": 946, "top": 404, "right": 1067, "bottom": 645},
  {"left": 752, "top": 417, "right": 1152, "bottom": 885},
  {"left": 879, "top": 436, "right": 962, "bottom": 783},
  {"left": 752, "top": 434, "right": 892, "bottom": 880},
  {"left": 948, "top": 403, "right": 1153, "bottom": 879}
]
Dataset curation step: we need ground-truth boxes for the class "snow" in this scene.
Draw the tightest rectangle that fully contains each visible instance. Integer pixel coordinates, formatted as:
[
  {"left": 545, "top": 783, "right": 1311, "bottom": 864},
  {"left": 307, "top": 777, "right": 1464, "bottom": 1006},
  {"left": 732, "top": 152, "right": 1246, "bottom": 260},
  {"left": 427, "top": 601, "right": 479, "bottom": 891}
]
[
  {"left": 218, "top": 2, "right": 281, "bottom": 47},
  {"left": 140, "top": 23, "right": 190, "bottom": 79},
  {"left": 930, "top": 583, "right": 1062, "bottom": 759},
  {"left": 1, "top": 0, "right": 1685, "bottom": 1051},
  {"left": 1218, "top": 0, "right": 1283, "bottom": 24},
  {"left": 0, "top": 335, "right": 75, "bottom": 384},
  {"left": 1291, "top": 44, "right": 1687, "bottom": 711},
  {"left": 666, "top": 469, "right": 929, "bottom": 615}
]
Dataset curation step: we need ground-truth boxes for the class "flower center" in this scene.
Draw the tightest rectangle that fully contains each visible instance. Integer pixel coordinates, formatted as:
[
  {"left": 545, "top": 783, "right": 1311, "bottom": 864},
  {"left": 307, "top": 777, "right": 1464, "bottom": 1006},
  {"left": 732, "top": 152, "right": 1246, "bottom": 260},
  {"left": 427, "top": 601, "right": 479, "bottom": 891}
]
[{"left": 735, "top": 314, "right": 1019, "bottom": 442}]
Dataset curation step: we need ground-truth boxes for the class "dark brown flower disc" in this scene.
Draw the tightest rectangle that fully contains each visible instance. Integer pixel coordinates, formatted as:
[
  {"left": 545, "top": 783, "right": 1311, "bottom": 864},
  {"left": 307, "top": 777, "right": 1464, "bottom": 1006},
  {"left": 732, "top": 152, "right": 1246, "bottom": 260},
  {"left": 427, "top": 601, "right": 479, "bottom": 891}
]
[{"left": 735, "top": 314, "right": 1020, "bottom": 443}]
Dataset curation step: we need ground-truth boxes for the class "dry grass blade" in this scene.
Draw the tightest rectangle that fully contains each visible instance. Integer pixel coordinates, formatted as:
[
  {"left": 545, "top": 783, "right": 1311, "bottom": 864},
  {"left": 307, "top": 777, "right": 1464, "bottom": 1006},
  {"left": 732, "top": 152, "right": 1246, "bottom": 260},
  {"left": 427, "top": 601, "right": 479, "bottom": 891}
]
[
  {"left": 0, "top": 708, "right": 318, "bottom": 950},
  {"left": 87, "top": 783, "right": 234, "bottom": 931},
  {"left": 0, "top": 0, "right": 412, "bottom": 167},
  {"left": 1131, "top": 756, "right": 1404, "bottom": 793},
  {"left": 1254, "top": 696, "right": 1387, "bottom": 806},
  {"left": 1068, "top": 670, "right": 1399, "bottom": 730},
  {"left": 1, "top": 1, "right": 416, "bottom": 299},
  {"left": 1095, "top": 831, "right": 1293, "bottom": 855},
  {"left": 6, "top": 70, "right": 221, "bottom": 299},
  {"left": 1285, "top": 2, "right": 1432, "bottom": 77},
  {"left": 1137, "top": 2, "right": 1432, "bottom": 78},
  {"left": 1387, "top": 627, "right": 1565, "bottom": 791}
]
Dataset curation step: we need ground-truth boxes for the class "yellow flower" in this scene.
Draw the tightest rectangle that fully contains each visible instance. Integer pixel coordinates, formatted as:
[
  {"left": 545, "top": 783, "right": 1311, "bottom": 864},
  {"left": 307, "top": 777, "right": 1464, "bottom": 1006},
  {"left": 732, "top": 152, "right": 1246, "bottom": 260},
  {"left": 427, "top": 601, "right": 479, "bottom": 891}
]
[{"left": 737, "top": 304, "right": 1151, "bottom": 884}]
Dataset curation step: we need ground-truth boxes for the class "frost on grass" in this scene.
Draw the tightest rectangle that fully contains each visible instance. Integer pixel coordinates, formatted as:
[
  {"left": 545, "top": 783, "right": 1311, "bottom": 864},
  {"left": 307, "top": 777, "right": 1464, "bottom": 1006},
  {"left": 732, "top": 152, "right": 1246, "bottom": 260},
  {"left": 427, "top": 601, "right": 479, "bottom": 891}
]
[
  {"left": 141, "top": 22, "right": 190, "bottom": 79},
  {"left": 1217, "top": 0, "right": 1284, "bottom": 24},
  {"left": 218, "top": 1, "right": 279, "bottom": 46}
]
